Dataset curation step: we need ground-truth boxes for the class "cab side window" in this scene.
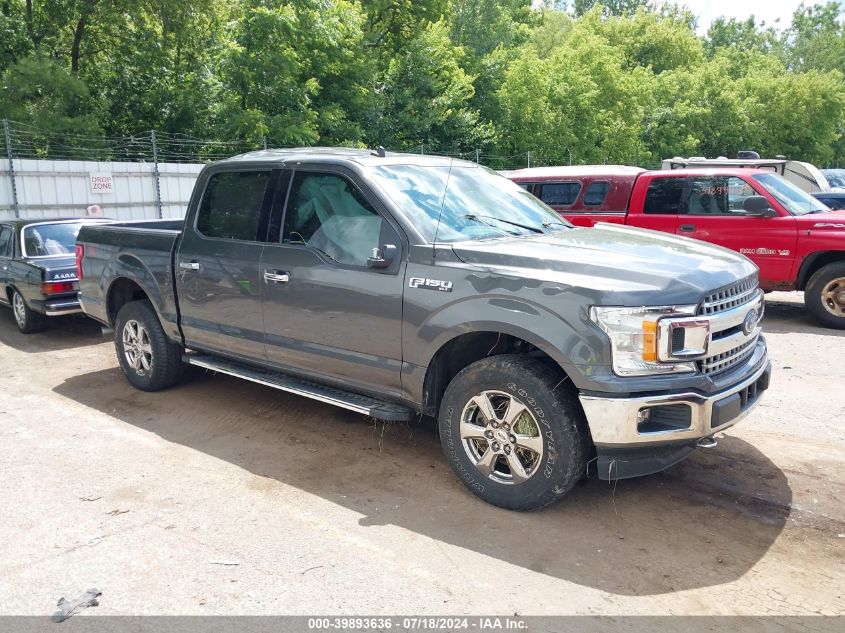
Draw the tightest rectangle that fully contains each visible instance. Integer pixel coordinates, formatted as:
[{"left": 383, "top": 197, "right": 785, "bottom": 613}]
[
  {"left": 196, "top": 171, "right": 270, "bottom": 241},
  {"left": 643, "top": 177, "right": 686, "bottom": 214},
  {"left": 282, "top": 172, "right": 384, "bottom": 267},
  {"left": 0, "top": 226, "right": 13, "bottom": 258},
  {"left": 687, "top": 177, "right": 758, "bottom": 216}
]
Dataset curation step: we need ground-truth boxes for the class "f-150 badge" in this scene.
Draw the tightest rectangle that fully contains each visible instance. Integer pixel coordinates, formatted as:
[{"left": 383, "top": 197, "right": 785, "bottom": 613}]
[{"left": 409, "top": 277, "right": 453, "bottom": 292}]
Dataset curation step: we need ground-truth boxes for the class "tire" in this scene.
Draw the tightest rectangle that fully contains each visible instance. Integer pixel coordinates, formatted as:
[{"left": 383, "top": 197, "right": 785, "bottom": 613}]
[
  {"left": 438, "top": 355, "right": 590, "bottom": 511},
  {"left": 805, "top": 262, "right": 845, "bottom": 329},
  {"left": 11, "top": 289, "right": 45, "bottom": 334},
  {"left": 114, "top": 300, "right": 183, "bottom": 391}
]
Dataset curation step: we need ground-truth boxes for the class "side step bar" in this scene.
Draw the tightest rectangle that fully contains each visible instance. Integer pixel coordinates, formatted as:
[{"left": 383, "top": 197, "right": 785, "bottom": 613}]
[{"left": 184, "top": 353, "right": 412, "bottom": 422}]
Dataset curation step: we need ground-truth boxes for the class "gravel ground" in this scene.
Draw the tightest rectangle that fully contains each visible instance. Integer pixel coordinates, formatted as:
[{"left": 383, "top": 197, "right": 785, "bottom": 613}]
[{"left": 0, "top": 291, "right": 842, "bottom": 617}]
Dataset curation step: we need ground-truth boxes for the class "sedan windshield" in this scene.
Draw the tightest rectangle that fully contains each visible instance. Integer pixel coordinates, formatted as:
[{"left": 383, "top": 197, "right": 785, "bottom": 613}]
[
  {"left": 369, "top": 164, "right": 570, "bottom": 243},
  {"left": 22, "top": 222, "right": 86, "bottom": 257},
  {"left": 753, "top": 173, "right": 829, "bottom": 215}
]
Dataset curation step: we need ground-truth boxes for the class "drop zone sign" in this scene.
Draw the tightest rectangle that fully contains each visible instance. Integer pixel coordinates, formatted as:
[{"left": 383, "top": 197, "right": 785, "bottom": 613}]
[{"left": 89, "top": 173, "right": 114, "bottom": 194}]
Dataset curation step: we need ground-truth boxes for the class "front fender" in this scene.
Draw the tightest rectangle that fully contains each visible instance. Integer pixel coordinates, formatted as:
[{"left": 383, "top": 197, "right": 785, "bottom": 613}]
[{"left": 407, "top": 293, "right": 609, "bottom": 390}]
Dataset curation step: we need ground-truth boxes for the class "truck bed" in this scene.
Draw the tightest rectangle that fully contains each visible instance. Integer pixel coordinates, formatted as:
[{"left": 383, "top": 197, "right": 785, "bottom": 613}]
[{"left": 76, "top": 218, "right": 185, "bottom": 339}]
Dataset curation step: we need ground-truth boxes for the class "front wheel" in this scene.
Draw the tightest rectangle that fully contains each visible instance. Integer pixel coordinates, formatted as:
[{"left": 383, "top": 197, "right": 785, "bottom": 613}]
[
  {"left": 438, "top": 355, "right": 590, "bottom": 511},
  {"left": 805, "top": 262, "right": 845, "bottom": 329},
  {"left": 114, "top": 300, "right": 183, "bottom": 391},
  {"left": 11, "top": 289, "right": 45, "bottom": 334}
]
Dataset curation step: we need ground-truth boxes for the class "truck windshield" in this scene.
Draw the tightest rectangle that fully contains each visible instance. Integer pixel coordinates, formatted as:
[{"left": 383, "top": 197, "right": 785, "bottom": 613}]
[
  {"left": 369, "top": 164, "right": 571, "bottom": 243},
  {"left": 22, "top": 222, "right": 86, "bottom": 257},
  {"left": 753, "top": 173, "right": 829, "bottom": 215}
]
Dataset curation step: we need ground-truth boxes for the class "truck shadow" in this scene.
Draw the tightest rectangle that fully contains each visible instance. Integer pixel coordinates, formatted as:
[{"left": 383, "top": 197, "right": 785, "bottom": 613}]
[
  {"left": 54, "top": 367, "right": 791, "bottom": 597},
  {"left": 763, "top": 295, "right": 845, "bottom": 336},
  {"left": 0, "top": 310, "right": 106, "bottom": 352}
]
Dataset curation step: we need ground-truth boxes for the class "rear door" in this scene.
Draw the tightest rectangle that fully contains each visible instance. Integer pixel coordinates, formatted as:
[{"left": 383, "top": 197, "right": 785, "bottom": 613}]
[
  {"left": 674, "top": 175, "right": 798, "bottom": 286},
  {"left": 259, "top": 167, "right": 405, "bottom": 396},
  {"left": 175, "top": 167, "right": 279, "bottom": 360}
]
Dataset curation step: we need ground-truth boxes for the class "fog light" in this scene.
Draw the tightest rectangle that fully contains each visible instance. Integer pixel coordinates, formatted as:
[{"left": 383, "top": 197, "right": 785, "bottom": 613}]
[{"left": 637, "top": 404, "right": 693, "bottom": 434}]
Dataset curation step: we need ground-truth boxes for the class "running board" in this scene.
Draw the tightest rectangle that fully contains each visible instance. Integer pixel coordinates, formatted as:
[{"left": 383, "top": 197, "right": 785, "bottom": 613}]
[{"left": 184, "top": 354, "right": 412, "bottom": 422}]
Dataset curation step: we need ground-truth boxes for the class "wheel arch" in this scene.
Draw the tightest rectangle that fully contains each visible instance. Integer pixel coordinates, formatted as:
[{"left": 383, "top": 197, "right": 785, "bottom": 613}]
[
  {"left": 797, "top": 250, "right": 845, "bottom": 290},
  {"left": 419, "top": 328, "right": 577, "bottom": 417}
]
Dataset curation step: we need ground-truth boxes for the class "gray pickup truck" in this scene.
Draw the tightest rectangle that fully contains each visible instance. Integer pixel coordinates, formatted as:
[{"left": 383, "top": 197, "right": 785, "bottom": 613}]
[{"left": 77, "top": 149, "right": 771, "bottom": 510}]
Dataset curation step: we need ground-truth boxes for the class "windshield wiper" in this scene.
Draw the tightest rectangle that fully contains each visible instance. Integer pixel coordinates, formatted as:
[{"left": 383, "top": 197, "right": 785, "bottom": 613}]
[
  {"left": 465, "top": 214, "right": 543, "bottom": 234},
  {"left": 462, "top": 214, "right": 519, "bottom": 236}
]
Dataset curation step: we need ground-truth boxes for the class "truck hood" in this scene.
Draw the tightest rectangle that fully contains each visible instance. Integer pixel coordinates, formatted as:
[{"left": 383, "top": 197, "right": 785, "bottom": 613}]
[
  {"left": 801, "top": 208, "right": 845, "bottom": 230},
  {"left": 21, "top": 255, "right": 79, "bottom": 281},
  {"left": 450, "top": 224, "right": 758, "bottom": 305}
]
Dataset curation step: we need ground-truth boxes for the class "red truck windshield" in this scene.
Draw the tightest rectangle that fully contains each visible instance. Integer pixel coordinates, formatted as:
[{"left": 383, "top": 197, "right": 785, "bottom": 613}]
[{"left": 753, "top": 173, "right": 830, "bottom": 215}]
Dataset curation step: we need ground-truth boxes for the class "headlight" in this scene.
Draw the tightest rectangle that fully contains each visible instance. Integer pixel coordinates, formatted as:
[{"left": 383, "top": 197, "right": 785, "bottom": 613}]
[{"left": 590, "top": 306, "right": 703, "bottom": 376}]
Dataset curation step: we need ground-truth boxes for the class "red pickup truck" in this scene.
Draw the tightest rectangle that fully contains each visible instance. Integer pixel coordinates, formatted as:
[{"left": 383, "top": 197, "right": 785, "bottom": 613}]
[{"left": 506, "top": 166, "right": 845, "bottom": 329}]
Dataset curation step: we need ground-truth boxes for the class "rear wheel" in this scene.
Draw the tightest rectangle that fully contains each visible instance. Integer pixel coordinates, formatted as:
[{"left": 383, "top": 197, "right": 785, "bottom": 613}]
[
  {"left": 114, "top": 300, "right": 183, "bottom": 391},
  {"left": 805, "top": 262, "right": 845, "bottom": 329},
  {"left": 438, "top": 355, "right": 590, "bottom": 511},
  {"left": 11, "top": 289, "right": 45, "bottom": 334}
]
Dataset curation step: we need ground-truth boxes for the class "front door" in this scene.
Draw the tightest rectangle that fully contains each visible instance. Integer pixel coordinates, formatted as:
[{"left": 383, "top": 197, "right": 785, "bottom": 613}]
[
  {"left": 175, "top": 168, "right": 278, "bottom": 360},
  {"left": 260, "top": 169, "right": 405, "bottom": 396},
  {"left": 674, "top": 175, "right": 798, "bottom": 287}
]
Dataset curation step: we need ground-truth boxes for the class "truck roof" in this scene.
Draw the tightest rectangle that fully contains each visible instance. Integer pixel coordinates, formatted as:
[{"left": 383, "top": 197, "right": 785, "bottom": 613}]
[
  {"left": 505, "top": 165, "right": 645, "bottom": 180},
  {"left": 222, "top": 147, "right": 462, "bottom": 168},
  {"left": 506, "top": 165, "right": 776, "bottom": 180}
]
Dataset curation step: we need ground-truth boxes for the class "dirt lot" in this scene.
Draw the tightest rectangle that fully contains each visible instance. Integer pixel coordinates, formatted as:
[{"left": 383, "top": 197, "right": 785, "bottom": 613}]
[{"left": 0, "top": 292, "right": 842, "bottom": 617}]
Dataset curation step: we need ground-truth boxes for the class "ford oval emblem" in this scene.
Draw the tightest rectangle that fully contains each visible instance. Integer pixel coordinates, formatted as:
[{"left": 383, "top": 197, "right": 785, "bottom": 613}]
[{"left": 742, "top": 309, "right": 758, "bottom": 336}]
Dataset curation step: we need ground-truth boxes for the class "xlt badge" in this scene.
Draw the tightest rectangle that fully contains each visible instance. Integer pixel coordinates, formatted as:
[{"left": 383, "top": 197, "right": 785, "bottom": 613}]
[{"left": 409, "top": 277, "right": 453, "bottom": 292}]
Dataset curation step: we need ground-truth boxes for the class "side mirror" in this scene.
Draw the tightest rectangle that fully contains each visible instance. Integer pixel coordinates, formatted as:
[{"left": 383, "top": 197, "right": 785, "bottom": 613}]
[
  {"left": 367, "top": 243, "right": 397, "bottom": 269},
  {"left": 742, "top": 196, "right": 777, "bottom": 217}
]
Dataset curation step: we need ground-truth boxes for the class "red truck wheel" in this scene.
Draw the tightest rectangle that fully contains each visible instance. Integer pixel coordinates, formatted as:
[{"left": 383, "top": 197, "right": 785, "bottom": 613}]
[{"left": 805, "top": 262, "right": 845, "bottom": 330}]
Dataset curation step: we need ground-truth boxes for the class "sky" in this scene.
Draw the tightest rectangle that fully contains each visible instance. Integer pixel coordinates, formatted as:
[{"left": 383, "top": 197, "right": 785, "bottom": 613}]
[{"left": 670, "top": 0, "right": 843, "bottom": 34}]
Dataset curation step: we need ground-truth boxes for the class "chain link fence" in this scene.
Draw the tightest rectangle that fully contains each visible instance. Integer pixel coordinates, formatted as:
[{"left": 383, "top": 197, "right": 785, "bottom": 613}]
[{"left": 0, "top": 118, "right": 575, "bottom": 221}]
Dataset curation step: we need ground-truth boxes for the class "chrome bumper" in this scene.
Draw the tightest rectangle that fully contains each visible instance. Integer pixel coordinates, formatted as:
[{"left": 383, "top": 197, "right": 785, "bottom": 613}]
[
  {"left": 44, "top": 299, "right": 83, "bottom": 316},
  {"left": 579, "top": 357, "right": 771, "bottom": 447}
]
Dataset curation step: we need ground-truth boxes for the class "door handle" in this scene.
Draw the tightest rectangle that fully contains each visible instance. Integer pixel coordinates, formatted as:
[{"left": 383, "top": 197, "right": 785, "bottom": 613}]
[
  {"left": 264, "top": 270, "right": 290, "bottom": 284},
  {"left": 679, "top": 224, "right": 696, "bottom": 233},
  {"left": 179, "top": 260, "right": 201, "bottom": 271}
]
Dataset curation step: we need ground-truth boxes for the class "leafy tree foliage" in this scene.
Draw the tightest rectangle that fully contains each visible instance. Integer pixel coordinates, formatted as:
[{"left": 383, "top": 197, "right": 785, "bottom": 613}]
[{"left": 0, "top": 0, "right": 844, "bottom": 166}]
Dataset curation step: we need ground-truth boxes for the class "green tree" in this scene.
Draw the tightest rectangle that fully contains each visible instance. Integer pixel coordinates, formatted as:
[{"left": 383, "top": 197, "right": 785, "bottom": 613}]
[
  {"left": 0, "top": 55, "right": 103, "bottom": 155},
  {"left": 369, "top": 21, "right": 491, "bottom": 152}
]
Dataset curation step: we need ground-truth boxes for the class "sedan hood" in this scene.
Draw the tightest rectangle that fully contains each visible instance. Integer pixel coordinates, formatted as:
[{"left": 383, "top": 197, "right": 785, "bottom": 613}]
[{"left": 450, "top": 223, "right": 759, "bottom": 306}]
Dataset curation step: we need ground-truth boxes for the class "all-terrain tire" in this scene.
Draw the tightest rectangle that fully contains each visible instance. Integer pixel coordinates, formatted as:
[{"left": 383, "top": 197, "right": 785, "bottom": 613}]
[
  {"left": 805, "top": 262, "right": 845, "bottom": 330},
  {"left": 438, "top": 354, "right": 590, "bottom": 511},
  {"left": 11, "top": 289, "right": 45, "bottom": 334},
  {"left": 114, "top": 300, "right": 183, "bottom": 391}
]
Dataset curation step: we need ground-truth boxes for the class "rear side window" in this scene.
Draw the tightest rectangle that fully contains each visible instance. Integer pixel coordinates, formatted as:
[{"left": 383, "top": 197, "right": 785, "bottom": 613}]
[
  {"left": 538, "top": 182, "right": 581, "bottom": 206},
  {"left": 644, "top": 178, "right": 686, "bottom": 214},
  {"left": 583, "top": 181, "right": 610, "bottom": 207},
  {"left": 0, "top": 226, "right": 13, "bottom": 257},
  {"left": 196, "top": 171, "right": 270, "bottom": 241}
]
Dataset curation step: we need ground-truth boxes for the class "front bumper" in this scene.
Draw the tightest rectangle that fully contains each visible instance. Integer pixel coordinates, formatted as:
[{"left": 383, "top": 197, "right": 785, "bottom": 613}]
[{"left": 579, "top": 351, "right": 771, "bottom": 480}]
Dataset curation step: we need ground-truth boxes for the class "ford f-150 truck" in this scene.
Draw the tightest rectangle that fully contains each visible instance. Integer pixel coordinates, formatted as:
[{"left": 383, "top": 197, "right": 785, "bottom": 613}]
[
  {"left": 77, "top": 149, "right": 770, "bottom": 511},
  {"left": 507, "top": 166, "right": 845, "bottom": 329}
]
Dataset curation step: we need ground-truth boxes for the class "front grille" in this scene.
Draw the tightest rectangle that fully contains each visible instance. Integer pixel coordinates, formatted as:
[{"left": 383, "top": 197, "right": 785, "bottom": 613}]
[
  {"left": 698, "top": 274, "right": 762, "bottom": 377},
  {"left": 701, "top": 274, "right": 759, "bottom": 315},
  {"left": 699, "top": 338, "right": 756, "bottom": 375}
]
